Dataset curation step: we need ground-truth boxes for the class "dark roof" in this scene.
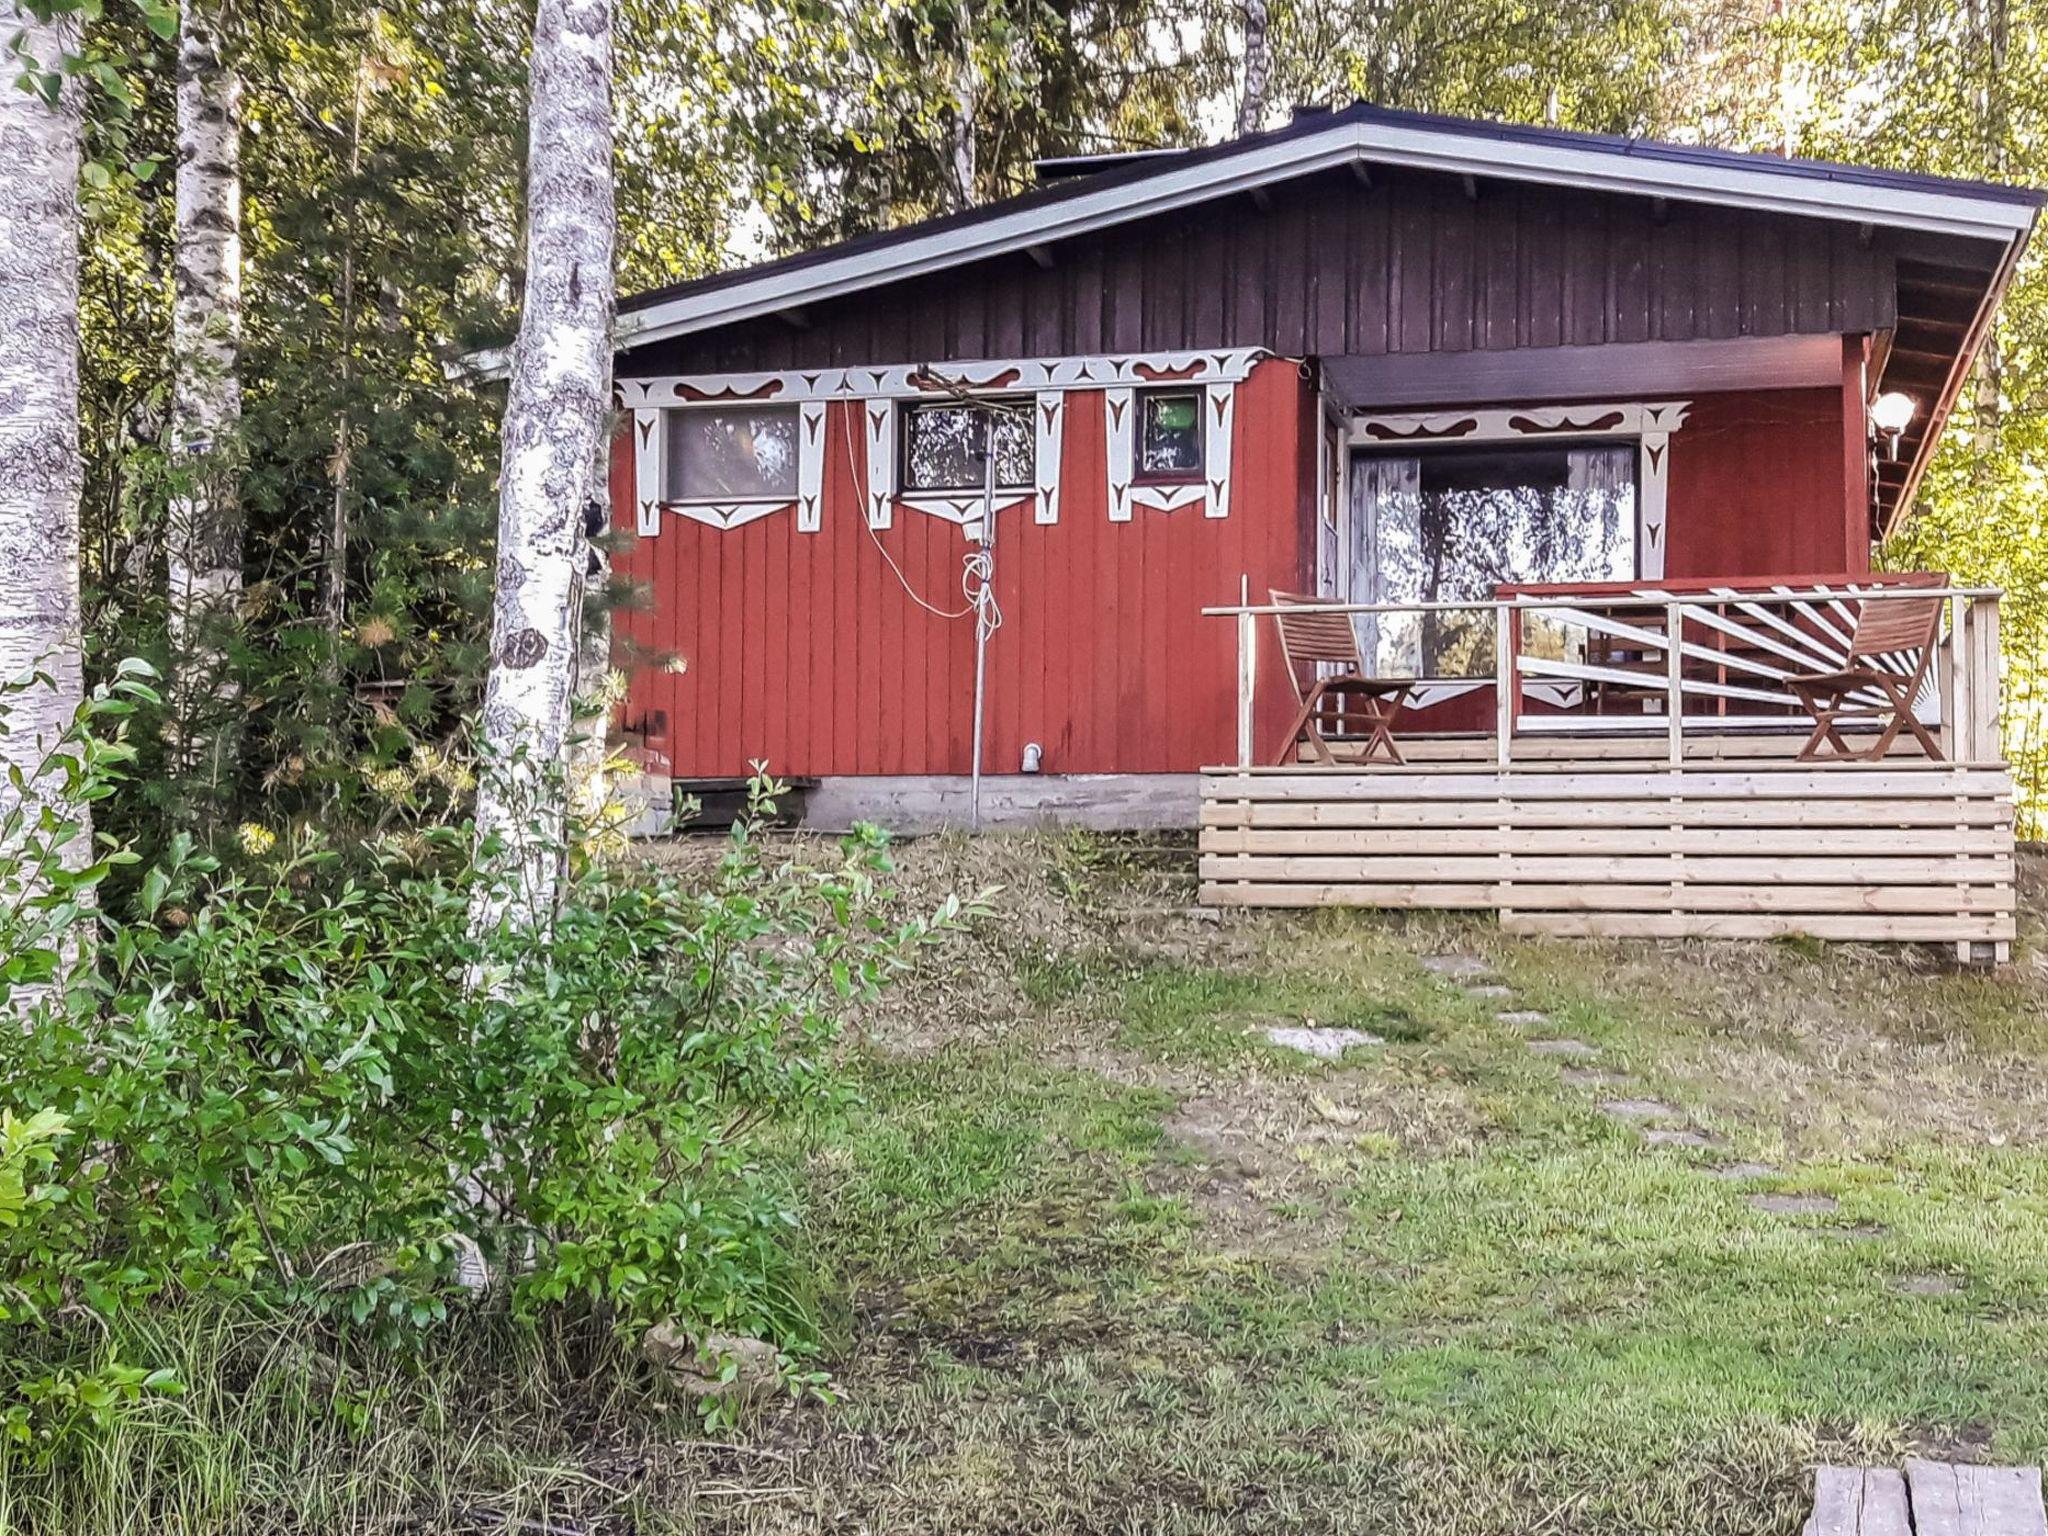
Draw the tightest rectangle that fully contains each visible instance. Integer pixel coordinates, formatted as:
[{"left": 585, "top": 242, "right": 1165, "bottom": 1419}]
[{"left": 619, "top": 100, "right": 2042, "bottom": 321}]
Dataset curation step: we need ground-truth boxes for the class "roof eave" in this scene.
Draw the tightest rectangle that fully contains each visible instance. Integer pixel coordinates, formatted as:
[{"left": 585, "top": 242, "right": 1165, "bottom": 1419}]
[
  {"left": 614, "top": 118, "right": 2041, "bottom": 354},
  {"left": 1879, "top": 215, "right": 2038, "bottom": 540}
]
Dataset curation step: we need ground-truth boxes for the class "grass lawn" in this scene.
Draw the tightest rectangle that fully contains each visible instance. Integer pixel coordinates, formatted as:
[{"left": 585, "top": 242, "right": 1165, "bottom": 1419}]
[
  {"left": 24, "top": 835, "right": 2046, "bottom": 1535},
  {"left": 739, "top": 834, "right": 2048, "bottom": 1535}
]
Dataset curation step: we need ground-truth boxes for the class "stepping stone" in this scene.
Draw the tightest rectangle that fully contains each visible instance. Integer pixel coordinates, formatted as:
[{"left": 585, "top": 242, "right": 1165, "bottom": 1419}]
[
  {"left": 1823, "top": 1222, "right": 1888, "bottom": 1241},
  {"left": 1703, "top": 1162, "right": 1778, "bottom": 1180},
  {"left": 1601, "top": 1097, "right": 1682, "bottom": 1123},
  {"left": 1748, "top": 1192, "right": 1839, "bottom": 1216},
  {"left": 1265, "top": 1025, "right": 1381, "bottom": 1061},
  {"left": 1894, "top": 1273, "right": 1962, "bottom": 1297},
  {"left": 1528, "top": 1038, "right": 1599, "bottom": 1058},
  {"left": 1562, "top": 1068, "right": 1632, "bottom": 1088},
  {"left": 1421, "top": 955, "right": 1498, "bottom": 980},
  {"left": 1643, "top": 1127, "right": 1723, "bottom": 1149},
  {"left": 1466, "top": 983, "right": 1514, "bottom": 1000},
  {"left": 1497, "top": 1010, "right": 1550, "bottom": 1027}
]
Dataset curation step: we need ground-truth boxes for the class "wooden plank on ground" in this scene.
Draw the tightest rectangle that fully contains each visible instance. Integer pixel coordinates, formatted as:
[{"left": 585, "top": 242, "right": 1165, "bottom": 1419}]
[
  {"left": 1806, "top": 1467, "right": 1911, "bottom": 1536},
  {"left": 1906, "top": 1460, "right": 2047, "bottom": 1536}
]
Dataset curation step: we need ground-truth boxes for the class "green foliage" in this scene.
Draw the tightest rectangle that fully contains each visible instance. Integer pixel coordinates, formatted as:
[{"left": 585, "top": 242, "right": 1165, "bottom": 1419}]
[{"left": 0, "top": 669, "right": 968, "bottom": 1458}]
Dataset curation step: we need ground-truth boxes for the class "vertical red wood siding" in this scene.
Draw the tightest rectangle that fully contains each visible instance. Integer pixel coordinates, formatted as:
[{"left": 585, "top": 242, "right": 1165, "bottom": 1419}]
[
  {"left": 613, "top": 358, "right": 1311, "bottom": 778},
  {"left": 1663, "top": 386, "right": 1864, "bottom": 578}
]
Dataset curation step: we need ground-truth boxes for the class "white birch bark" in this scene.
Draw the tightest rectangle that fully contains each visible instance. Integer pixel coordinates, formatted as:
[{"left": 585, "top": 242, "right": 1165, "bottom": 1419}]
[
  {"left": 1235, "top": 0, "right": 1272, "bottom": 138},
  {"left": 567, "top": 448, "right": 621, "bottom": 846},
  {"left": 0, "top": 4, "right": 89, "bottom": 927},
  {"left": 469, "top": 0, "right": 615, "bottom": 940},
  {"left": 948, "top": 0, "right": 978, "bottom": 211},
  {"left": 167, "top": 0, "right": 245, "bottom": 792}
]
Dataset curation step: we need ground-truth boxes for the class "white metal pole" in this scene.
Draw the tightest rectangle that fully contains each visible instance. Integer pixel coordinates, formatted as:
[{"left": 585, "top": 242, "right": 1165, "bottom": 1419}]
[{"left": 969, "top": 414, "right": 997, "bottom": 829}]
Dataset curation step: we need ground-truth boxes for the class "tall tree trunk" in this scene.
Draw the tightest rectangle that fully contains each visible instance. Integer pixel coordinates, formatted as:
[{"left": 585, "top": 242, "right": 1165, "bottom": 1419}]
[
  {"left": 469, "top": 0, "right": 615, "bottom": 940},
  {"left": 1235, "top": 0, "right": 1271, "bottom": 137},
  {"left": 948, "top": 0, "right": 978, "bottom": 211},
  {"left": 0, "top": 6, "right": 87, "bottom": 857},
  {"left": 323, "top": 64, "right": 367, "bottom": 691},
  {"left": 167, "top": 0, "right": 245, "bottom": 803}
]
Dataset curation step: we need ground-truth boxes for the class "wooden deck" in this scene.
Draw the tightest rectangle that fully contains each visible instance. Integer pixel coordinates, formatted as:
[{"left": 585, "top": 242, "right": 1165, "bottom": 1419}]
[
  {"left": 1203, "top": 582, "right": 2015, "bottom": 960},
  {"left": 1197, "top": 757, "right": 2018, "bottom": 960}
]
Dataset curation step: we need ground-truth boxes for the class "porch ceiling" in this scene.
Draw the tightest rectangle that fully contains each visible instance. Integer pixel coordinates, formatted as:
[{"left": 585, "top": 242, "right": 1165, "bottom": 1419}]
[{"left": 1319, "top": 334, "right": 1845, "bottom": 414}]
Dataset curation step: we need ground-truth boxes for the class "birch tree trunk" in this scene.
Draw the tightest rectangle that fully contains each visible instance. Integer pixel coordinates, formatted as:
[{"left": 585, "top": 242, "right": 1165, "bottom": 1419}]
[
  {"left": 948, "top": 0, "right": 978, "bottom": 211},
  {"left": 1235, "top": 0, "right": 1271, "bottom": 137},
  {"left": 469, "top": 0, "right": 615, "bottom": 940},
  {"left": 167, "top": 0, "right": 245, "bottom": 798},
  {"left": 0, "top": 4, "right": 88, "bottom": 909}
]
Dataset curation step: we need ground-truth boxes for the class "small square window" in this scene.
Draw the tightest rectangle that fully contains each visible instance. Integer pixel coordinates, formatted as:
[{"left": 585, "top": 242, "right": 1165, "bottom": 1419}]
[
  {"left": 1138, "top": 389, "right": 1204, "bottom": 480},
  {"left": 901, "top": 399, "right": 1033, "bottom": 493},
  {"left": 664, "top": 405, "right": 799, "bottom": 502}
]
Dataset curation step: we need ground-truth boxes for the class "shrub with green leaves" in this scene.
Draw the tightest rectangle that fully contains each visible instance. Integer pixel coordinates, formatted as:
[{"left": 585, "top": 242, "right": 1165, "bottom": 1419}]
[{"left": 0, "top": 664, "right": 966, "bottom": 1451}]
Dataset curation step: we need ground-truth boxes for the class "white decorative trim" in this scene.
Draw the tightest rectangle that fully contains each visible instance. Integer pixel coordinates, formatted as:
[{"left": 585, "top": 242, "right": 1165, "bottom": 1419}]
[
  {"left": 628, "top": 396, "right": 828, "bottom": 536},
  {"left": 632, "top": 408, "right": 662, "bottom": 536},
  {"left": 796, "top": 402, "right": 826, "bottom": 531},
  {"left": 1107, "top": 380, "right": 1239, "bottom": 520},
  {"left": 615, "top": 349, "right": 1266, "bottom": 409},
  {"left": 588, "top": 119, "right": 2035, "bottom": 357},
  {"left": 1105, "top": 387, "right": 1135, "bottom": 522},
  {"left": 1350, "top": 399, "right": 1690, "bottom": 580},
  {"left": 863, "top": 399, "right": 896, "bottom": 529},
  {"left": 900, "top": 492, "right": 1034, "bottom": 538},
  {"left": 668, "top": 499, "right": 797, "bottom": 532},
  {"left": 1205, "top": 382, "right": 1235, "bottom": 520},
  {"left": 1034, "top": 391, "right": 1064, "bottom": 525}
]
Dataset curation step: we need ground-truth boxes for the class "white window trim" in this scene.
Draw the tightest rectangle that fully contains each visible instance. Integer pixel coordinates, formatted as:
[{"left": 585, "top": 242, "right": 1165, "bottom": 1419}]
[
  {"left": 1345, "top": 399, "right": 1690, "bottom": 580},
  {"left": 633, "top": 400, "right": 824, "bottom": 536},
  {"left": 1106, "top": 381, "right": 1237, "bottom": 521},
  {"left": 1341, "top": 399, "right": 1691, "bottom": 709},
  {"left": 619, "top": 349, "right": 1265, "bottom": 534}
]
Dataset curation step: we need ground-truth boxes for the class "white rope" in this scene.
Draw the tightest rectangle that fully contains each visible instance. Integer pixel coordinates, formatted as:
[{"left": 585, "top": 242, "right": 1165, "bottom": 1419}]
[
  {"left": 962, "top": 547, "right": 1001, "bottom": 644},
  {"left": 841, "top": 399, "right": 977, "bottom": 620}
]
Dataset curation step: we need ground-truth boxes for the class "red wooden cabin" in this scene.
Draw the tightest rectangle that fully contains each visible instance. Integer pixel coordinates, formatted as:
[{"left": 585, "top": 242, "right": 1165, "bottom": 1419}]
[{"left": 604, "top": 105, "right": 2037, "bottom": 915}]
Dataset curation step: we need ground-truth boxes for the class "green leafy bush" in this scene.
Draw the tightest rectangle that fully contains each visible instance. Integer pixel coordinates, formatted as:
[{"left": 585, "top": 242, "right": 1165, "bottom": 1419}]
[{"left": 0, "top": 665, "right": 966, "bottom": 1455}]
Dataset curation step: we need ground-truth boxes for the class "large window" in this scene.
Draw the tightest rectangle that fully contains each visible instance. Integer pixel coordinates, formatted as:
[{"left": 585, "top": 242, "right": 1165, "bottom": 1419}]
[
  {"left": 1361, "top": 442, "right": 1637, "bottom": 677},
  {"left": 664, "top": 405, "right": 799, "bottom": 502},
  {"left": 900, "top": 400, "right": 1032, "bottom": 493}
]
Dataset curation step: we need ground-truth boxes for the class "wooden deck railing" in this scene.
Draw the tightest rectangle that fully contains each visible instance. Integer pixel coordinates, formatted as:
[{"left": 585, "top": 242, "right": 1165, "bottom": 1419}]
[{"left": 1206, "top": 581, "right": 2005, "bottom": 770}]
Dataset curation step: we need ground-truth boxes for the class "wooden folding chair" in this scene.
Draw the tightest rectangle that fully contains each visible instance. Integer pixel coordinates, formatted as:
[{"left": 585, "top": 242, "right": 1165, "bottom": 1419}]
[
  {"left": 1269, "top": 590, "right": 1413, "bottom": 765},
  {"left": 1786, "top": 586, "right": 1946, "bottom": 762}
]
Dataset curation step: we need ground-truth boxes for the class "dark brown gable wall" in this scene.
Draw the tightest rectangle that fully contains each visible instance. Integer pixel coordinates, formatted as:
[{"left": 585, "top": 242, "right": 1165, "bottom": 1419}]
[{"left": 623, "top": 166, "right": 1900, "bottom": 378}]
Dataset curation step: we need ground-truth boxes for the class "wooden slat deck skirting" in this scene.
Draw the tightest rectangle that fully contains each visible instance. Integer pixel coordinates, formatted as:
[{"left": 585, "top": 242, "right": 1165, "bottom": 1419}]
[{"left": 1198, "top": 761, "right": 2018, "bottom": 957}]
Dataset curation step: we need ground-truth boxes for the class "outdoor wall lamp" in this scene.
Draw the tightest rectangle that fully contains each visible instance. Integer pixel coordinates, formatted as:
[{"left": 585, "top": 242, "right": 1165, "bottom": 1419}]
[{"left": 1870, "top": 390, "right": 1917, "bottom": 460}]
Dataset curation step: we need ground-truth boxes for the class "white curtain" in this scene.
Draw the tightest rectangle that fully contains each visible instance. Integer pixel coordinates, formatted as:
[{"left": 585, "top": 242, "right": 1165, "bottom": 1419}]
[
  {"left": 1566, "top": 445, "right": 1636, "bottom": 573},
  {"left": 1353, "top": 456, "right": 1422, "bottom": 674}
]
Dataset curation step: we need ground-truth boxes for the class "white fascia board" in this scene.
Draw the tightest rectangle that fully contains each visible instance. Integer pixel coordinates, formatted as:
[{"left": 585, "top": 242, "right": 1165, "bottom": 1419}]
[
  {"left": 613, "top": 120, "right": 2037, "bottom": 353},
  {"left": 1352, "top": 121, "right": 2037, "bottom": 243},
  {"left": 616, "top": 131, "right": 1364, "bottom": 349}
]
